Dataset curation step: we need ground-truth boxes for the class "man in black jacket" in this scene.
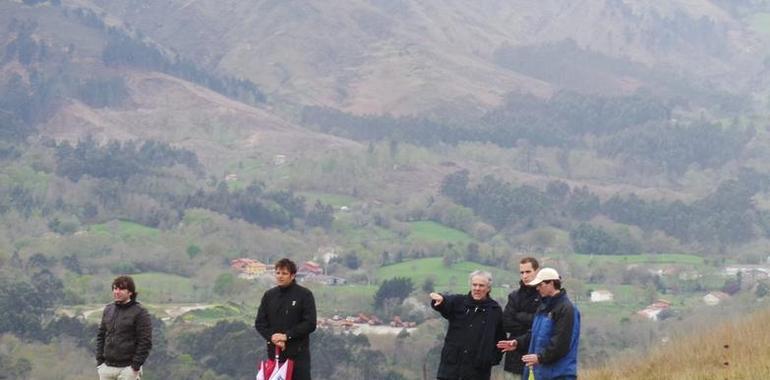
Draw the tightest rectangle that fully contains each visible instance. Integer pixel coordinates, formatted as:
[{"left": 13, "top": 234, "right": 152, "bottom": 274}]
[
  {"left": 430, "top": 270, "right": 505, "bottom": 380},
  {"left": 498, "top": 257, "right": 540, "bottom": 379},
  {"left": 255, "top": 258, "right": 317, "bottom": 380},
  {"left": 96, "top": 275, "right": 152, "bottom": 380}
]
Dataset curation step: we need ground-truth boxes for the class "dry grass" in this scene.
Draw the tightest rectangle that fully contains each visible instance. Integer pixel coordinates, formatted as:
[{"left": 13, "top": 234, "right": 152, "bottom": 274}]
[{"left": 582, "top": 308, "right": 770, "bottom": 380}]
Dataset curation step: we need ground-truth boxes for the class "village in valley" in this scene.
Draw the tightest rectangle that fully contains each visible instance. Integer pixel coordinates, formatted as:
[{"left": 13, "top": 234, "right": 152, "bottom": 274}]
[
  {"left": 228, "top": 254, "right": 770, "bottom": 328},
  {"left": 230, "top": 257, "right": 417, "bottom": 334}
]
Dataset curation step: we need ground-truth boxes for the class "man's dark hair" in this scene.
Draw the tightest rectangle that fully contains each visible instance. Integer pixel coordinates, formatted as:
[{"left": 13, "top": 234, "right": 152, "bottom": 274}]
[
  {"left": 112, "top": 275, "right": 138, "bottom": 301},
  {"left": 275, "top": 258, "right": 298, "bottom": 274},
  {"left": 520, "top": 257, "right": 540, "bottom": 270}
]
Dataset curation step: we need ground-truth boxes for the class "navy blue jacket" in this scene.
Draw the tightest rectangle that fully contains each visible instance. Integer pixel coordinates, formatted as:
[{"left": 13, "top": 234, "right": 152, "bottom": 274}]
[{"left": 519, "top": 290, "right": 580, "bottom": 380}]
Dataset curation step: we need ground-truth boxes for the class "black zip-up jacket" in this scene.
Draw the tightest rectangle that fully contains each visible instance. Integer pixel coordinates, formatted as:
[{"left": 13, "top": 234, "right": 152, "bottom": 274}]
[
  {"left": 254, "top": 281, "right": 317, "bottom": 360},
  {"left": 502, "top": 282, "right": 540, "bottom": 373},
  {"left": 96, "top": 300, "right": 153, "bottom": 370},
  {"left": 431, "top": 293, "right": 505, "bottom": 380}
]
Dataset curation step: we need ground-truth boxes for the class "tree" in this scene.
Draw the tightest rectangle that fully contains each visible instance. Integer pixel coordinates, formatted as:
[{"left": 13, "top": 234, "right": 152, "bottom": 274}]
[
  {"left": 178, "top": 320, "right": 258, "bottom": 379},
  {"left": 373, "top": 277, "right": 414, "bottom": 310},
  {"left": 440, "top": 170, "right": 469, "bottom": 202},
  {"left": 422, "top": 278, "right": 435, "bottom": 293},
  {"left": 343, "top": 252, "right": 360, "bottom": 269},
  {"left": 756, "top": 282, "right": 769, "bottom": 298},
  {"left": 570, "top": 223, "right": 641, "bottom": 255},
  {"left": 306, "top": 200, "right": 335, "bottom": 229},
  {"left": 186, "top": 244, "right": 202, "bottom": 259},
  {"left": 213, "top": 273, "right": 235, "bottom": 296},
  {"left": 0, "top": 273, "right": 57, "bottom": 339},
  {"left": 465, "top": 242, "right": 481, "bottom": 263}
]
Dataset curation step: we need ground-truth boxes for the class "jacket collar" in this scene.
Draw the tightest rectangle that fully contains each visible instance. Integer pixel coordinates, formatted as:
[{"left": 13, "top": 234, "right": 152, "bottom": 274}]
[
  {"left": 278, "top": 280, "right": 297, "bottom": 293},
  {"left": 465, "top": 292, "right": 499, "bottom": 308},
  {"left": 540, "top": 289, "right": 567, "bottom": 310},
  {"left": 519, "top": 281, "right": 539, "bottom": 295},
  {"left": 115, "top": 299, "right": 136, "bottom": 308}
]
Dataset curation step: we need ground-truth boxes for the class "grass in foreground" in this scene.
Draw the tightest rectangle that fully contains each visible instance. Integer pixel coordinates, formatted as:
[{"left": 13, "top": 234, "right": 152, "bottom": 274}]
[{"left": 582, "top": 308, "right": 770, "bottom": 379}]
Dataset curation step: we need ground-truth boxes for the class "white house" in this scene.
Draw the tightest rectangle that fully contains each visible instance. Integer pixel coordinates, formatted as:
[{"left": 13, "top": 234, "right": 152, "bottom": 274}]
[
  {"left": 637, "top": 299, "right": 672, "bottom": 321},
  {"left": 703, "top": 291, "right": 729, "bottom": 306},
  {"left": 590, "top": 290, "right": 614, "bottom": 302}
]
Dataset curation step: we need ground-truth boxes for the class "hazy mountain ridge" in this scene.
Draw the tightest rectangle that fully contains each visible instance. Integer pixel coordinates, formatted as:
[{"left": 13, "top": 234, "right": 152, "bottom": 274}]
[
  {"left": 3, "top": 0, "right": 768, "bottom": 203},
  {"left": 0, "top": 1, "right": 357, "bottom": 168},
  {"left": 84, "top": 0, "right": 769, "bottom": 114}
]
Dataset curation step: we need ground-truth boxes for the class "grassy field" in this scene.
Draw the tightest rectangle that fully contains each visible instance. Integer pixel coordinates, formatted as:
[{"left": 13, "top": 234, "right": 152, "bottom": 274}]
[
  {"left": 88, "top": 220, "right": 160, "bottom": 241},
  {"left": 407, "top": 221, "right": 473, "bottom": 244},
  {"left": 332, "top": 214, "right": 399, "bottom": 243},
  {"left": 376, "top": 257, "right": 516, "bottom": 295},
  {"left": 62, "top": 272, "right": 201, "bottom": 304},
  {"left": 309, "top": 284, "right": 378, "bottom": 315},
  {"left": 571, "top": 253, "right": 704, "bottom": 266}
]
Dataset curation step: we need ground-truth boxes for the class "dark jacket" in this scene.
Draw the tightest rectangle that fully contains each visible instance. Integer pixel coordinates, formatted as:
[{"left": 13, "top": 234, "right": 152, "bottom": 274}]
[
  {"left": 254, "top": 281, "right": 317, "bottom": 360},
  {"left": 432, "top": 293, "right": 505, "bottom": 380},
  {"left": 519, "top": 290, "right": 580, "bottom": 380},
  {"left": 96, "top": 300, "right": 153, "bottom": 370},
  {"left": 502, "top": 282, "right": 540, "bottom": 373}
]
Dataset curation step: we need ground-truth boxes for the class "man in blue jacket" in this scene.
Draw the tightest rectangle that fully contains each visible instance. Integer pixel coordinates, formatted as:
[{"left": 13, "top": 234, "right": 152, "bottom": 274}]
[{"left": 498, "top": 268, "right": 580, "bottom": 380}]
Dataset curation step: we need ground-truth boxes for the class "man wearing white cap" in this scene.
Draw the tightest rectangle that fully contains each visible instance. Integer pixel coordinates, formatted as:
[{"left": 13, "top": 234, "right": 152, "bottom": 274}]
[{"left": 497, "top": 268, "right": 580, "bottom": 380}]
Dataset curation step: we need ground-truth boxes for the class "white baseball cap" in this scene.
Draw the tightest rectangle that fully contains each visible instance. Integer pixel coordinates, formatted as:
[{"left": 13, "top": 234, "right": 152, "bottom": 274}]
[{"left": 527, "top": 268, "right": 560, "bottom": 286}]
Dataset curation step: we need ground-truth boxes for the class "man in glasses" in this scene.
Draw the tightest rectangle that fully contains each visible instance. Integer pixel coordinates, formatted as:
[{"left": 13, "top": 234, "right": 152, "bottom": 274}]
[
  {"left": 498, "top": 257, "right": 541, "bottom": 379},
  {"left": 498, "top": 268, "right": 580, "bottom": 380}
]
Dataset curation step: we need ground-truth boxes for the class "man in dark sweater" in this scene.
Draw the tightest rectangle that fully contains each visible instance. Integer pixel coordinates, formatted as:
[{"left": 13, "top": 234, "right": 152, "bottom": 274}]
[
  {"left": 96, "top": 275, "right": 152, "bottom": 380},
  {"left": 430, "top": 270, "right": 505, "bottom": 380},
  {"left": 498, "top": 257, "right": 541, "bottom": 379},
  {"left": 255, "top": 258, "right": 317, "bottom": 380}
]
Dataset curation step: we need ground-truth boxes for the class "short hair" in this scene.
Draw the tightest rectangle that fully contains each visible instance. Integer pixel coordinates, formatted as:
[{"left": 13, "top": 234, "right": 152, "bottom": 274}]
[
  {"left": 112, "top": 275, "right": 137, "bottom": 301},
  {"left": 274, "top": 258, "right": 297, "bottom": 274},
  {"left": 520, "top": 257, "right": 539, "bottom": 270},
  {"left": 469, "top": 270, "right": 493, "bottom": 287}
]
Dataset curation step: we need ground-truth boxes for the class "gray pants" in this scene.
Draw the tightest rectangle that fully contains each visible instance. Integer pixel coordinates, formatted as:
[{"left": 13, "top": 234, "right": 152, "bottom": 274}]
[{"left": 97, "top": 364, "right": 142, "bottom": 380}]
